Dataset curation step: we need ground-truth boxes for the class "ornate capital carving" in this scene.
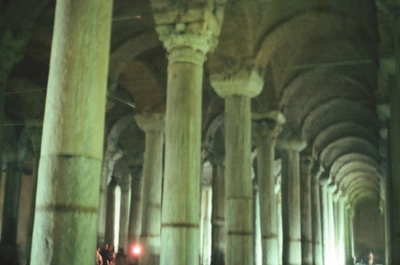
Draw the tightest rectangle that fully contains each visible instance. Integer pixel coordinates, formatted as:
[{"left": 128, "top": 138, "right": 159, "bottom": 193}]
[
  {"left": 152, "top": 0, "right": 225, "bottom": 64},
  {"left": 210, "top": 59, "right": 263, "bottom": 98},
  {"left": 252, "top": 120, "right": 282, "bottom": 146},
  {"left": 276, "top": 135, "right": 306, "bottom": 152}
]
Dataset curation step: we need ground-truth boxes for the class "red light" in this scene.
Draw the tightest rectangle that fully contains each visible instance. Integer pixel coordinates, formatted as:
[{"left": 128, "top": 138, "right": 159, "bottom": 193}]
[{"left": 132, "top": 245, "right": 141, "bottom": 256}]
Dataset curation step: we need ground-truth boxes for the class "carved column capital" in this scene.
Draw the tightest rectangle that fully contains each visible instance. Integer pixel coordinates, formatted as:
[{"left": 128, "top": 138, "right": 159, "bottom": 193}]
[
  {"left": 210, "top": 59, "right": 263, "bottom": 98},
  {"left": 152, "top": 0, "right": 225, "bottom": 65}
]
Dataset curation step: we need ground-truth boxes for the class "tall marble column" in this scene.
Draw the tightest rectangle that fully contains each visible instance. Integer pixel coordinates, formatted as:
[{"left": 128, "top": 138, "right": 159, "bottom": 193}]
[
  {"left": 310, "top": 166, "right": 323, "bottom": 265},
  {"left": 119, "top": 173, "right": 131, "bottom": 252},
  {"left": 326, "top": 184, "right": 338, "bottom": 264},
  {"left": 253, "top": 113, "right": 284, "bottom": 265},
  {"left": 211, "top": 64, "right": 263, "bottom": 265},
  {"left": 127, "top": 166, "right": 143, "bottom": 248},
  {"left": 277, "top": 189, "right": 283, "bottom": 265},
  {"left": 151, "top": 4, "right": 223, "bottom": 263},
  {"left": 300, "top": 155, "right": 313, "bottom": 265},
  {"left": 30, "top": 1, "right": 112, "bottom": 263},
  {"left": 209, "top": 157, "right": 226, "bottom": 265},
  {"left": 136, "top": 114, "right": 165, "bottom": 265},
  {"left": 200, "top": 183, "right": 212, "bottom": 265},
  {"left": 277, "top": 137, "right": 306, "bottom": 265}
]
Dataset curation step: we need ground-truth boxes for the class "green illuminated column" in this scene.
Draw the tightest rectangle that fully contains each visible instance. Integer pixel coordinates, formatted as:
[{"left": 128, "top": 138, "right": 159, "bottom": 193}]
[
  {"left": 136, "top": 114, "right": 165, "bottom": 265},
  {"left": 127, "top": 166, "right": 143, "bottom": 247},
  {"left": 320, "top": 178, "right": 331, "bottom": 265},
  {"left": 211, "top": 65, "right": 263, "bottom": 265},
  {"left": 253, "top": 113, "right": 284, "bottom": 265},
  {"left": 119, "top": 173, "right": 131, "bottom": 252},
  {"left": 30, "top": 0, "right": 112, "bottom": 264},
  {"left": 156, "top": 32, "right": 214, "bottom": 265},
  {"left": 210, "top": 156, "right": 226, "bottom": 265},
  {"left": 300, "top": 155, "right": 313, "bottom": 265},
  {"left": 310, "top": 166, "right": 323, "bottom": 265},
  {"left": 105, "top": 178, "right": 117, "bottom": 245},
  {"left": 327, "top": 184, "right": 338, "bottom": 264},
  {"left": 277, "top": 137, "right": 306, "bottom": 265}
]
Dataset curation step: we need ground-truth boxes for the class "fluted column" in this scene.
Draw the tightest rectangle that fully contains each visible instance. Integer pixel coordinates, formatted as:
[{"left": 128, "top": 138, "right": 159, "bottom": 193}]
[
  {"left": 128, "top": 166, "right": 143, "bottom": 247},
  {"left": 30, "top": 1, "right": 112, "bottom": 264},
  {"left": 253, "top": 113, "right": 284, "bottom": 265},
  {"left": 210, "top": 156, "right": 226, "bottom": 265},
  {"left": 310, "top": 166, "right": 323, "bottom": 265},
  {"left": 150, "top": 2, "right": 224, "bottom": 263},
  {"left": 119, "top": 173, "right": 131, "bottom": 252},
  {"left": 136, "top": 114, "right": 165, "bottom": 265},
  {"left": 277, "top": 137, "right": 306, "bottom": 265},
  {"left": 300, "top": 155, "right": 313, "bottom": 265},
  {"left": 211, "top": 62, "right": 263, "bottom": 265}
]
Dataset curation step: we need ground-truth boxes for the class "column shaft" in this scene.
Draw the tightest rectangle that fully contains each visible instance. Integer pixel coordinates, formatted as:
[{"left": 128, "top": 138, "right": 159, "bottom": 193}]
[
  {"left": 258, "top": 140, "right": 279, "bottom": 265},
  {"left": 321, "top": 184, "right": 331, "bottom": 265},
  {"left": 105, "top": 179, "right": 117, "bottom": 244},
  {"left": 161, "top": 59, "right": 203, "bottom": 265},
  {"left": 140, "top": 130, "right": 164, "bottom": 265},
  {"left": 119, "top": 175, "right": 131, "bottom": 252},
  {"left": 128, "top": 167, "right": 143, "bottom": 247},
  {"left": 300, "top": 156, "right": 313, "bottom": 265},
  {"left": 30, "top": 0, "right": 112, "bottom": 263},
  {"left": 224, "top": 95, "right": 254, "bottom": 265},
  {"left": 311, "top": 176, "right": 323, "bottom": 265},
  {"left": 211, "top": 163, "right": 226, "bottom": 265},
  {"left": 281, "top": 149, "right": 302, "bottom": 265}
]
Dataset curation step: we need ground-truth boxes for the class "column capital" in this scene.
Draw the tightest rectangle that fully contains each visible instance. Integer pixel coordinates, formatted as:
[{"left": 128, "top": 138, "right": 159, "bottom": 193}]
[
  {"left": 152, "top": 0, "right": 225, "bottom": 65},
  {"left": 210, "top": 59, "right": 263, "bottom": 98},
  {"left": 134, "top": 113, "right": 165, "bottom": 133},
  {"left": 252, "top": 111, "right": 285, "bottom": 146},
  {"left": 276, "top": 135, "right": 306, "bottom": 152}
]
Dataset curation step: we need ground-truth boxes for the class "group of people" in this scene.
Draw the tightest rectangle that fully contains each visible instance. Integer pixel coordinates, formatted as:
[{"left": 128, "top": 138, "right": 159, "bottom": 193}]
[{"left": 96, "top": 243, "right": 128, "bottom": 265}]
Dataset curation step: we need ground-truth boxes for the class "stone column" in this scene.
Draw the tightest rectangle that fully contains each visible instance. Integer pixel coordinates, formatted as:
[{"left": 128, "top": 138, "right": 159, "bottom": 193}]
[
  {"left": 136, "top": 114, "right": 165, "bottom": 265},
  {"left": 211, "top": 63, "right": 263, "bottom": 265},
  {"left": 0, "top": 162, "right": 23, "bottom": 263},
  {"left": 327, "top": 184, "right": 337, "bottom": 264},
  {"left": 210, "top": 157, "right": 226, "bottom": 265},
  {"left": 200, "top": 183, "right": 212, "bottom": 265},
  {"left": 277, "top": 137, "right": 306, "bottom": 265},
  {"left": 336, "top": 197, "right": 346, "bottom": 265},
  {"left": 119, "top": 173, "right": 131, "bottom": 252},
  {"left": 153, "top": 20, "right": 220, "bottom": 265},
  {"left": 128, "top": 166, "right": 143, "bottom": 247},
  {"left": 105, "top": 177, "right": 117, "bottom": 245},
  {"left": 389, "top": 17, "right": 400, "bottom": 265},
  {"left": 277, "top": 189, "right": 283, "bottom": 265},
  {"left": 253, "top": 164, "right": 261, "bottom": 265},
  {"left": 253, "top": 113, "right": 284, "bottom": 265},
  {"left": 300, "top": 155, "right": 313, "bottom": 265},
  {"left": 26, "top": 126, "right": 42, "bottom": 265},
  {"left": 30, "top": 0, "right": 112, "bottom": 264},
  {"left": 320, "top": 179, "right": 331, "bottom": 265},
  {"left": 310, "top": 166, "right": 323, "bottom": 265}
]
